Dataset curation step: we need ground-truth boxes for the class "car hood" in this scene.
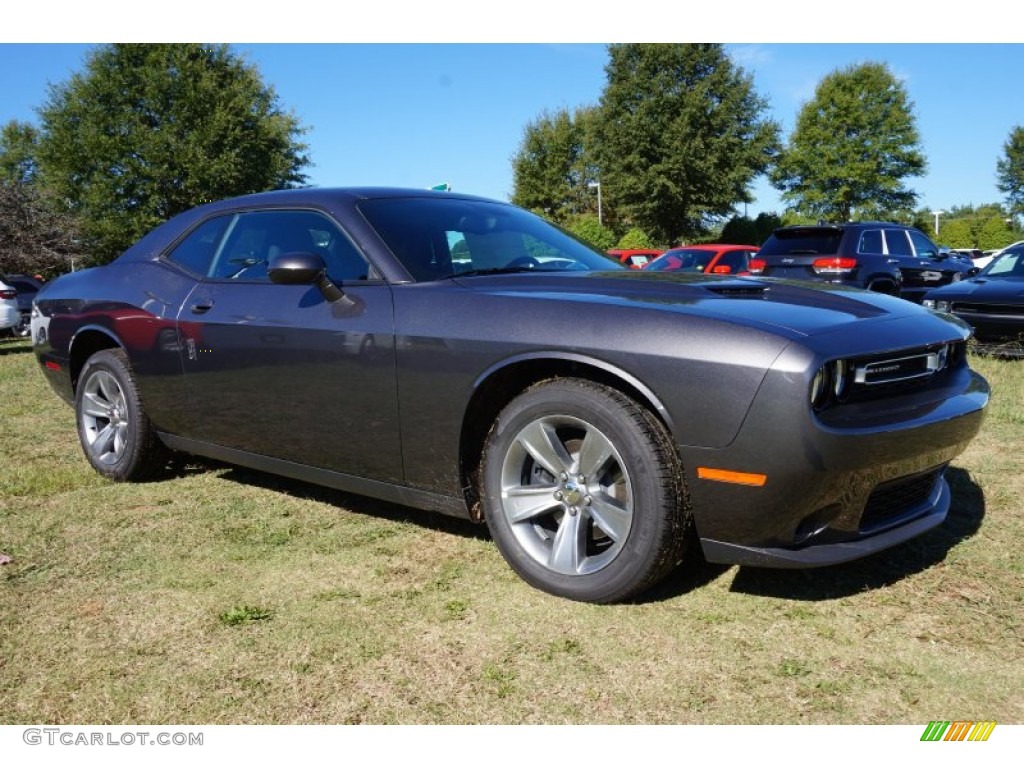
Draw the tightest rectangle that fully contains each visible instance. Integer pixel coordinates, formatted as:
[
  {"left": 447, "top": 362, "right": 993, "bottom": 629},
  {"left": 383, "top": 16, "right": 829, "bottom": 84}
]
[
  {"left": 929, "top": 275, "right": 1024, "bottom": 300},
  {"left": 452, "top": 270, "right": 931, "bottom": 338}
]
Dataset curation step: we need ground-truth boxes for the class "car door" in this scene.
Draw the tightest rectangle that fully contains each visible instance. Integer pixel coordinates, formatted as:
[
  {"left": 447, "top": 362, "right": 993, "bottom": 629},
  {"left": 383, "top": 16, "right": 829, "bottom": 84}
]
[
  {"left": 174, "top": 208, "right": 403, "bottom": 483},
  {"left": 889, "top": 227, "right": 944, "bottom": 291}
]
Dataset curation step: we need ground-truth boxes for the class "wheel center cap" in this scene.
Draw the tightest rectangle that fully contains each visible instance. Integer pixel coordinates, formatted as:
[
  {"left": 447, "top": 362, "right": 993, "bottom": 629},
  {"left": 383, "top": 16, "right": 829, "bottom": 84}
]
[{"left": 563, "top": 482, "right": 583, "bottom": 506}]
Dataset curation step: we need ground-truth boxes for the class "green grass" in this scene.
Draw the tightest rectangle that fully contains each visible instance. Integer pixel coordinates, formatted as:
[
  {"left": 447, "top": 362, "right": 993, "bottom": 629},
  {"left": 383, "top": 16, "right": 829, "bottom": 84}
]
[{"left": 1, "top": 336, "right": 1022, "bottom": 724}]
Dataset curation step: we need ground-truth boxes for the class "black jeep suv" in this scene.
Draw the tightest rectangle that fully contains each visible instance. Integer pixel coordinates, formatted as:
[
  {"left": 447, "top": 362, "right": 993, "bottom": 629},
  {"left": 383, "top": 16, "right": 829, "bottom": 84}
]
[{"left": 749, "top": 222, "right": 976, "bottom": 303}]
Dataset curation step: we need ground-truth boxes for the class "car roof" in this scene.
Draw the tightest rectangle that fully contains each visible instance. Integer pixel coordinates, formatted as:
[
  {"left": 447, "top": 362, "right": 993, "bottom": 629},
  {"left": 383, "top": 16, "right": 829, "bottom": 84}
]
[
  {"left": 773, "top": 222, "right": 912, "bottom": 233},
  {"left": 198, "top": 186, "right": 501, "bottom": 212}
]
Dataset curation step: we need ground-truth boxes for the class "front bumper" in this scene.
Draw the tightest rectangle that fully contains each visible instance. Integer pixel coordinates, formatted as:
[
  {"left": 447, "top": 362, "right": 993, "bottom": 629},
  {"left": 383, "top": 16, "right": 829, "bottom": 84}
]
[{"left": 681, "top": 342, "right": 988, "bottom": 569}]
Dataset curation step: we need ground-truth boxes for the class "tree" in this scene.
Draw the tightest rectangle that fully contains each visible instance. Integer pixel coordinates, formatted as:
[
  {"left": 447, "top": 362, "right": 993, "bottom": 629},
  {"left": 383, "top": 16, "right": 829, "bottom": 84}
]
[
  {"left": 36, "top": 44, "right": 310, "bottom": 264},
  {"left": 566, "top": 214, "right": 616, "bottom": 252},
  {"left": 615, "top": 227, "right": 655, "bottom": 249},
  {"left": 511, "top": 107, "right": 598, "bottom": 224},
  {"left": 1, "top": 120, "right": 83, "bottom": 275},
  {"left": 0, "top": 121, "right": 39, "bottom": 184},
  {"left": 977, "top": 215, "right": 1016, "bottom": 251},
  {"left": 592, "top": 44, "right": 779, "bottom": 245},
  {"left": 720, "top": 212, "right": 782, "bottom": 246},
  {"left": 770, "top": 62, "right": 925, "bottom": 222},
  {"left": 996, "top": 125, "right": 1024, "bottom": 220},
  {"left": 923, "top": 203, "right": 1018, "bottom": 248},
  {"left": 937, "top": 217, "right": 973, "bottom": 248},
  {"left": 0, "top": 182, "right": 84, "bottom": 276}
]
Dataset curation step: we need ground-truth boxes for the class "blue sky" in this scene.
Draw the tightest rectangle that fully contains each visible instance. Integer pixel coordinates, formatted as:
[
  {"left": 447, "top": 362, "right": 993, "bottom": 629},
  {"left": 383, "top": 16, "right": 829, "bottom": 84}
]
[{"left": 2, "top": 37, "right": 1022, "bottom": 220}]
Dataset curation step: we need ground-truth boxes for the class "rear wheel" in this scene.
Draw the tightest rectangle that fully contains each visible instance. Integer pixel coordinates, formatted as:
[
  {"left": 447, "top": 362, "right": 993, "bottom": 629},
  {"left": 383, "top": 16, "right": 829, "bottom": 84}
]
[
  {"left": 480, "top": 378, "right": 690, "bottom": 603},
  {"left": 75, "top": 348, "right": 169, "bottom": 481}
]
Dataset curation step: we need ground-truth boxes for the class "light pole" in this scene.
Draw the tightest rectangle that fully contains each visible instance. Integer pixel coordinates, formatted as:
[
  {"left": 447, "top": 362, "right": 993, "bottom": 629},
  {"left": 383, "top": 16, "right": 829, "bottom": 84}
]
[
  {"left": 588, "top": 181, "right": 602, "bottom": 226},
  {"left": 931, "top": 210, "right": 944, "bottom": 236}
]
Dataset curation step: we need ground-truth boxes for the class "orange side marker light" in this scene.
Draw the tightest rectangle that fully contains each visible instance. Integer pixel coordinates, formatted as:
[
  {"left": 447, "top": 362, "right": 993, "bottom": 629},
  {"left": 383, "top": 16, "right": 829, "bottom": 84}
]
[{"left": 697, "top": 467, "right": 767, "bottom": 486}]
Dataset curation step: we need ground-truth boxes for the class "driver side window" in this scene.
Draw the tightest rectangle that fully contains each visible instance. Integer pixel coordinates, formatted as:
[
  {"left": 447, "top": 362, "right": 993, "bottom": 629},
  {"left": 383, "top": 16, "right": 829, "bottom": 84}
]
[{"left": 205, "top": 210, "right": 370, "bottom": 282}]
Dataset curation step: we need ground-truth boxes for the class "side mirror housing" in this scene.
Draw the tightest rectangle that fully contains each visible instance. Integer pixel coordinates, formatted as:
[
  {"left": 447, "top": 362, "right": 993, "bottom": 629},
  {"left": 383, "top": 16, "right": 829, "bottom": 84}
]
[
  {"left": 268, "top": 252, "right": 325, "bottom": 284},
  {"left": 268, "top": 251, "right": 345, "bottom": 303}
]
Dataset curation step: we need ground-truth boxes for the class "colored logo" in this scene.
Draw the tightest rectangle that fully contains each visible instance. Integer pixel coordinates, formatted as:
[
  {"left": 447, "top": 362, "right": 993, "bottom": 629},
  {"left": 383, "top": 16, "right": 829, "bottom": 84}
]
[{"left": 921, "top": 721, "right": 996, "bottom": 742}]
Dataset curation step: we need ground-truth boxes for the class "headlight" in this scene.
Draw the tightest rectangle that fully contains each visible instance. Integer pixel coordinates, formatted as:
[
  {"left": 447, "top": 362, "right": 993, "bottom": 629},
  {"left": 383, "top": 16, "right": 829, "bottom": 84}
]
[
  {"left": 831, "top": 360, "right": 850, "bottom": 401},
  {"left": 811, "top": 359, "right": 852, "bottom": 410},
  {"left": 936, "top": 300, "right": 951, "bottom": 312},
  {"left": 923, "top": 299, "right": 936, "bottom": 309},
  {"left": 810, "top": 366, "right": 828, "bottom": 409}
]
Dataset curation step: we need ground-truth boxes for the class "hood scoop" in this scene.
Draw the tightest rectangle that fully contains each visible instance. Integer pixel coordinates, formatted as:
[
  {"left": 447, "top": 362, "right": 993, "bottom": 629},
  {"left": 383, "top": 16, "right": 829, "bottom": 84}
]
[{"left": 703, "top": 284, "right": 770, "bottom": 299}]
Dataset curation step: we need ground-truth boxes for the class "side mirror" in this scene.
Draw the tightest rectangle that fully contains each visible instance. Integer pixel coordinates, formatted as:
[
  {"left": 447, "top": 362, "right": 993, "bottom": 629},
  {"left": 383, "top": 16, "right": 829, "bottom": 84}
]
[
  {"left": 268, "top": 252, "right": 325, "bottom": 284},
  {"left": 268, "top": 251, "right": 345, "bottom": 303}
]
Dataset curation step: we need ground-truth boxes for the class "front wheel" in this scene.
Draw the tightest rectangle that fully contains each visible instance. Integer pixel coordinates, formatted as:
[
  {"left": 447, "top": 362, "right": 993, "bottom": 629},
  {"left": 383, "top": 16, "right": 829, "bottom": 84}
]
[
  {"left": 480, "top": 379, "right": 690, "bottom": 603},
  {"left": 75, "top": 348, "right": 169, "bottom": 481}
]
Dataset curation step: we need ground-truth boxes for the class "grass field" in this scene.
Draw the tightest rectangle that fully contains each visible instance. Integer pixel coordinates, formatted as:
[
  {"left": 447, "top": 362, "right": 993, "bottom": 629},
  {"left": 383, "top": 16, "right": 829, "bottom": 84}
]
[{"left": 1, "top": 336, "right": 1021, "bottom": 724}]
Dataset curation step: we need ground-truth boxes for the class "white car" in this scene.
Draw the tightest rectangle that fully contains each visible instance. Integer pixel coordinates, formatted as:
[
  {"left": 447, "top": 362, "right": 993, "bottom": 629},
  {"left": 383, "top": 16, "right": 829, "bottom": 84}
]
[{"left": 1, "top": 279, "right": 22, "bottom": 333}]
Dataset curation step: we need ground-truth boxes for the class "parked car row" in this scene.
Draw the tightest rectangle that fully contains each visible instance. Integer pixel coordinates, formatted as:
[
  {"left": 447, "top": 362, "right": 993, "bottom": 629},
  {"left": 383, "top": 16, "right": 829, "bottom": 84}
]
[
  {"left": 29, "top": 188, "right": 989, "bottom": 603},
  {"left": 612, "top": 223, "right": 1020, "bottom": 353},
  {"left": 611, "top": 222, "right": 982, "bottom": 307}
]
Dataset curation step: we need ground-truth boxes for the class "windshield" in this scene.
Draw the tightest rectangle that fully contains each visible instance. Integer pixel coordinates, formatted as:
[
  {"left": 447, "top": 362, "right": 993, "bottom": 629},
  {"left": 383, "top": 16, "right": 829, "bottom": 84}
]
[
  {"left": 759, "top": 229, "right": 843, "bottom": 257},
  {"left": 357, "top": 197, "right": 623, "bottom": 281},
  {"left": 979, "top": 248, "right": 1024, "bottom": 277},
  {"left": 646, "top": 249, "right": 716, "bottom": 273}
]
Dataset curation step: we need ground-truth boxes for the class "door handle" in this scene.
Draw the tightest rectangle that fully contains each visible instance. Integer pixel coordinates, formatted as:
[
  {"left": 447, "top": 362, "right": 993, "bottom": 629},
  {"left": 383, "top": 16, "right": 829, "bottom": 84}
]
[{"left": 190, "top": 300, "right": 214, "bottom": 314}]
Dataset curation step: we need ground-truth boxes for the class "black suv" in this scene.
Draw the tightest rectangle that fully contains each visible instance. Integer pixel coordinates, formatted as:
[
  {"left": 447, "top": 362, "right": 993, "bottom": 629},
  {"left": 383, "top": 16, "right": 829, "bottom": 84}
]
[{"left": 749, "top": 222, "right": 977, "bottom": 303}]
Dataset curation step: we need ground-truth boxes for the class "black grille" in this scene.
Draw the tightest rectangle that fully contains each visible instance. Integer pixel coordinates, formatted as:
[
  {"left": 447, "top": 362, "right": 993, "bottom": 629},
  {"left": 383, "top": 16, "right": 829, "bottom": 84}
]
[
  {"left": 952, "top": 303, "right": 1024, "bottom": 317},
  {"left": 839, "top": 342, "right": 964, "bottom": 404},
  {"left": 860, "top": 466, "right": 944, "bottom": 532}
]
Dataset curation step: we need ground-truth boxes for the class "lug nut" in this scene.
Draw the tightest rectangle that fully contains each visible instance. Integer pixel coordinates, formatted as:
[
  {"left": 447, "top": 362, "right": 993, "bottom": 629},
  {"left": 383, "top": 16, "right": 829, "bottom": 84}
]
[
  {"left": 554, "top": 491, "right": 564, "bottom": 501},
  {"left": 569, "top": 506, "right": 578, "bottom": 516}
]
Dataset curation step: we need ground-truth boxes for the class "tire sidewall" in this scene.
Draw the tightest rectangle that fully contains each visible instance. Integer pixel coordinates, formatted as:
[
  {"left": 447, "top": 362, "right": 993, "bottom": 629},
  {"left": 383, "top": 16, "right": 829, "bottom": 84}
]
[{"left": 481, "top": 379, "right": 681, "bottom": 603}]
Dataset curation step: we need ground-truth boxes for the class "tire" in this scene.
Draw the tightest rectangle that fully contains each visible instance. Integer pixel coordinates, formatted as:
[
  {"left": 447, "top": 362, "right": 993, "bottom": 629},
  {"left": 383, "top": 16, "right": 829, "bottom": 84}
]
[
  {"left": 480, "top": 378, "right": 690, "bottom": 603},
  {"left": 75, "top": 348, "right": 169, "bottom": 481}
]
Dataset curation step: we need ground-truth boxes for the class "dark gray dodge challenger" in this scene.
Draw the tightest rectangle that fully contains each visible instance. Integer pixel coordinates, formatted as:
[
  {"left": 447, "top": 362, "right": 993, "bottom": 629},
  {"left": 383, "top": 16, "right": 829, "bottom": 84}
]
[{"left": 31, "top": 188, "right": 990, "bottom": 602}]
